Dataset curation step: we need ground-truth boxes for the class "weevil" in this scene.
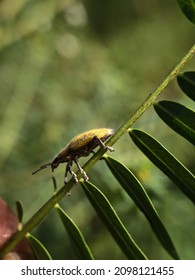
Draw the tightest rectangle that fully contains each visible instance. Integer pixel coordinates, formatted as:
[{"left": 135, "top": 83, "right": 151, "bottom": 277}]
[{"left": 32, "top": 128, "right": 114, "bottom": 184}]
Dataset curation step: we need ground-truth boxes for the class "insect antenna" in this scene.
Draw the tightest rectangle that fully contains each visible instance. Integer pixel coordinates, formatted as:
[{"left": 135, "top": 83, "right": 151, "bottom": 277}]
[{"left": 32, "top": 162, "right": 52, "bottom": 175}]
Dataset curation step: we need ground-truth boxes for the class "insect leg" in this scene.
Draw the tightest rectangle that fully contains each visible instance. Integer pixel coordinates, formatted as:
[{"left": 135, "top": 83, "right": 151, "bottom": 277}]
[
  {"left": 65, "top": 160, "right": 78, "bottom": 184},
  {"left": 74, "top": 159, "right": 89, "bottom": 182},
  {"left": 93, "top": 136, "right": 114, "bottom": 152}
]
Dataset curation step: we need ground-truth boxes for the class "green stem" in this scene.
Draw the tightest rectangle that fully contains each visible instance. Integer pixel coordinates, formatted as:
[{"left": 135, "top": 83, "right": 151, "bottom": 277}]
[
  {"left": 0, "top": 44, "right": 194, "bottom": 258},
  {"left": 83, "top": 44, "right": 195, "bottom": 171},
  {"left": 109, "top": 44, "right": 195, "bottom": 145},
  {"left": 0, "top": 181, "right": 74, "bottom": 258}
]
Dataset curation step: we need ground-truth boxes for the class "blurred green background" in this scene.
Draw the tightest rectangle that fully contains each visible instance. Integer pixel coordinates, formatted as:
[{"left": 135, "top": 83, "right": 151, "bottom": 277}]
[{"left": 0, "top": 0, "right": 194, "bottom": 259}]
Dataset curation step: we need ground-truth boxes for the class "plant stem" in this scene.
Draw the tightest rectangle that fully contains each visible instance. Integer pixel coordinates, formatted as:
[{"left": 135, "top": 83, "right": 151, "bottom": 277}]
[
  {"left": 0, "top": 44, "right": 194, "bottom": 258},
  {"left": 83, "top": 44, "right": 195, "bottom": 171},
  {"left": 0, "top": 181, "right": 74, "bottom": 258},
  {"left": 108, "top": 44, "right": 195, "bottom": 146}
]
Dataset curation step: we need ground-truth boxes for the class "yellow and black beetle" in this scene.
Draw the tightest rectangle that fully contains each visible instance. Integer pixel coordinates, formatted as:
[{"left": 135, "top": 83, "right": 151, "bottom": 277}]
[{"left": 32, "top": 128, "right": 114, "bottom": 183}]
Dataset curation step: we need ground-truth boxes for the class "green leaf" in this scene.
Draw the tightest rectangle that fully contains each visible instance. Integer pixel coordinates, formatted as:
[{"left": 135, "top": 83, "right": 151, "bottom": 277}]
[
  {"left": 55, "top": 204, "right": 94, "bottom": 260},
  {"left": 105, "top": 156, "right": 180, "bottom": 260},
  {"left": 15, "top": 201, "right": 23, "bottom": 224},
  {"left": 177, "top": 0, "right": 195, "bottom": 23},
  {"left": 81, "top": 181, "right": 147, "bottom": 260},
  {"left": 177, "top": 71, "right": 195, "bottom": 100},
  {"left": 154, "top": 101, "right": 195, "bottom": 145},
  {"left": 129, "top": 129, "right": 195, "bottom": 204},
  {"left": 27, "top": 233, "right": 52, "bottom": 260}
]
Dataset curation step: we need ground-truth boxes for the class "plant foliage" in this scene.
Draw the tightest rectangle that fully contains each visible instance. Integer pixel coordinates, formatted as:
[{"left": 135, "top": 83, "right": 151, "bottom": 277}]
[{"left": 0, "top": 0, "right": 194, "bottom": 260}]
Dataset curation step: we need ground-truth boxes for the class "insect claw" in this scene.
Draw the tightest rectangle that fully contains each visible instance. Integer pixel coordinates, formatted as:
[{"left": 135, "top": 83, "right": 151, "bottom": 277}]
[
  {"left": 72, "top": 172, "right": 79, "bottom": 184},
  {"left": 64, "top": 176, "right": 68, "bottom": 184},
  {"left": 82, "top": 171, "right": 89, "bottom": 181},
  {"left": 106, "top": 146, "right": 114, "bottom": 152},
  {"left": 67, "top": 190, "right": 72, "bottom": 196}
]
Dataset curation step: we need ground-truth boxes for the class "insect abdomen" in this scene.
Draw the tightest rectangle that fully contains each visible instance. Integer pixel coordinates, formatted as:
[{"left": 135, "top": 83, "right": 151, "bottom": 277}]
[{"left": 67, "top": 128, "right": 114, "bottom": 151}]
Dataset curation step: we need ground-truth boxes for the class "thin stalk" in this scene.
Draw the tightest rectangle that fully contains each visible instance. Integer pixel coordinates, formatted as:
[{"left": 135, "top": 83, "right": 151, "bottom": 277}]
[{"left": 83, "top": 44, "right": 195, "bottom": 171}]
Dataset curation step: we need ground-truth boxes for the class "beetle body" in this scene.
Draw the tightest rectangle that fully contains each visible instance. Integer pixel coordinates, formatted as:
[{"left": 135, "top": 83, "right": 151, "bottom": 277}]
[{"left": 32, "top": 128, "right": 114, "bottom": 183}]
